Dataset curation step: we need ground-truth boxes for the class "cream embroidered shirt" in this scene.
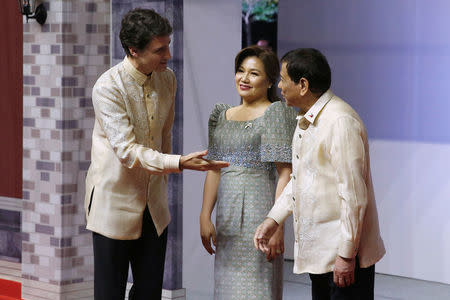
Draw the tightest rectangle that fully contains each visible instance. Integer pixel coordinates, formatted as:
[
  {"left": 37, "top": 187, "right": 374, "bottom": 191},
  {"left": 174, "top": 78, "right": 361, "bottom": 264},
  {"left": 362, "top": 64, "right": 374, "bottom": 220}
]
[
  {"left": 268, "top": 90, "right": 385, "bottom": 274},
  {"left": 85, "top": 57, "right": 180, "bottom": 239}
]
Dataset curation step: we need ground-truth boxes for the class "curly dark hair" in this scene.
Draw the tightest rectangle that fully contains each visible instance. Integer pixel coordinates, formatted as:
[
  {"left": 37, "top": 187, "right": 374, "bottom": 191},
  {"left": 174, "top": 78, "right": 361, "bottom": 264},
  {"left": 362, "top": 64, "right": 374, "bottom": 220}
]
[
  {"left": 119, "top": 8, "right": 173, "bottom": 56},
  {"left": 235, "top": 46, "right": 280, "bottom": 103}
]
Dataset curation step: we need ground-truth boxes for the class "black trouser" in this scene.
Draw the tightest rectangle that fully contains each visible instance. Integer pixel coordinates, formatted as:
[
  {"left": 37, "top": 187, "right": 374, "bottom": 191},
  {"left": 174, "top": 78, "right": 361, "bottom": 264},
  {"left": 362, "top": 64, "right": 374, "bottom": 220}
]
[
  {"left": 309, "top": 258, "right": 375, "bottom": 300},
  {"left": 92, "top": 208, "right": 168, "bottom": 300}
]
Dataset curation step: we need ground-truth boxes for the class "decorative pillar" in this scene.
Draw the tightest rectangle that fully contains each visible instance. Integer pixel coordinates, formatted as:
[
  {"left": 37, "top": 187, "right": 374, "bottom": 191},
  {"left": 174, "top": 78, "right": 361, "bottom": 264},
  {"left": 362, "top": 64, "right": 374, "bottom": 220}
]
[{"left": 21, "top": 1, "right": 110, "bottom": 298}]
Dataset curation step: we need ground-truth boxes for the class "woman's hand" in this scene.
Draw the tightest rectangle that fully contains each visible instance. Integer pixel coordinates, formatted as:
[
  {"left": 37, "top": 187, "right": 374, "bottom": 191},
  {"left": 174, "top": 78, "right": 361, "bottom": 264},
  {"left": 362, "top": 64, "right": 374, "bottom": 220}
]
[
  {"left": 200, "top": 216, "right": 217, "bottom": 255},
  {"left": 265, "top": 226, "right": 284, "bottom": 261}
]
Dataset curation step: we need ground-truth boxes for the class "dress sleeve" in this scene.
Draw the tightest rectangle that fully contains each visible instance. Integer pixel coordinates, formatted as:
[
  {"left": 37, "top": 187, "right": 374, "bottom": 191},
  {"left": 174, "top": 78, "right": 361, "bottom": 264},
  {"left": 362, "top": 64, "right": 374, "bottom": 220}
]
[
  {"left": 260, "top": 101, "right": 297, "bottom": 163},
  {"left": 207, "top": 103, "right": 229, "bottom": 160}
]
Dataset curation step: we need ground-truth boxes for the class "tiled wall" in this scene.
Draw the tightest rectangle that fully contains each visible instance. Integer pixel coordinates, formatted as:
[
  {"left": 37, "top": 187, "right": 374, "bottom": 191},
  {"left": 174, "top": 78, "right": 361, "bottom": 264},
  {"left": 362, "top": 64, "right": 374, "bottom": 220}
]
[{"left": 21, "top": 0, "right": 110, "bottom": 298}]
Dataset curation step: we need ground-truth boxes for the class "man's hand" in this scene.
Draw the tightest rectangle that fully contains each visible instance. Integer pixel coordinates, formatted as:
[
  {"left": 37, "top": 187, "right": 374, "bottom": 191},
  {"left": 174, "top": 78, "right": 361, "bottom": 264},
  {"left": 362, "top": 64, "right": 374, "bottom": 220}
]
[
  {"left": 333, "top": 256, "right": 356, "bottom": 288},
  {"left": 180, "top": 150, "right": 229, "bottom": 171},
  {"left": 265, "top": 226, "right": 284, "bottom": 261},
  {"left": 253, "top": 218, "right": 279, "bottom": 253}
]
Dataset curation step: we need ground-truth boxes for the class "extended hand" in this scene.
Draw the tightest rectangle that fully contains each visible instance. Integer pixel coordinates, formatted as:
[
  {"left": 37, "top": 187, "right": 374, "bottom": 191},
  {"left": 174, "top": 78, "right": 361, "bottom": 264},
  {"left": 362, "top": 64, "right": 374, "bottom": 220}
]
[
  {"left": 333, "top": 256, "right": 356, "bottom": 287},
  {"left": 253, "top": 218, "right": 279, "bottom": 253},
  {"left": 200, "top": 217, "right": 216, "bottom": 255},
  {"left": 180, "top": 150, "right": 229, "bottom": 171}
]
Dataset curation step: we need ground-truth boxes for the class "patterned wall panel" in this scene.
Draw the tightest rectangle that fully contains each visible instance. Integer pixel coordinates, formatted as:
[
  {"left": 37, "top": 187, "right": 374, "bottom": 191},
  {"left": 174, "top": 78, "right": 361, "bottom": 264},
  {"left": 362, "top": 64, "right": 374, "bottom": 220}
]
[{"left": 21, "top": 0, "right": 110, "bottom": 298}]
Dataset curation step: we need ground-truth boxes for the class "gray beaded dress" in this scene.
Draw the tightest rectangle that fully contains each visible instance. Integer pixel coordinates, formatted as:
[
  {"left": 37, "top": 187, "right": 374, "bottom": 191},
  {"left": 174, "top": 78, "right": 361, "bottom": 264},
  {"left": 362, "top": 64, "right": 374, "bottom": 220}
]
[{"left": 208, "top": 101, "right": 297, "bottom": 300}]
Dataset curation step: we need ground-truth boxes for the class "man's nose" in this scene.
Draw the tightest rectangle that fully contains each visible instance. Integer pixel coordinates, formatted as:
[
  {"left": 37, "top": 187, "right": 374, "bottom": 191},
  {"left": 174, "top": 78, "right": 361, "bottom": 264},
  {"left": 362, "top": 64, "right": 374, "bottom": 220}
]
[
  {"left": 277, "top": 81, "right": 282, "bottom": 89},
  {"left": 165, "top": 48, "right": 171, "bottom": 60}
]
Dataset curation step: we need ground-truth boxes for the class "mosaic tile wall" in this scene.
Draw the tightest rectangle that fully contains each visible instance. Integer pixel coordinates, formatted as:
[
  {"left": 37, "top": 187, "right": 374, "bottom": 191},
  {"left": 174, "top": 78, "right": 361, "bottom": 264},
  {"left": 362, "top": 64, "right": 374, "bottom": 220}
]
[{"left": 21, "top": 0, "right": 110, "bottom": 298}]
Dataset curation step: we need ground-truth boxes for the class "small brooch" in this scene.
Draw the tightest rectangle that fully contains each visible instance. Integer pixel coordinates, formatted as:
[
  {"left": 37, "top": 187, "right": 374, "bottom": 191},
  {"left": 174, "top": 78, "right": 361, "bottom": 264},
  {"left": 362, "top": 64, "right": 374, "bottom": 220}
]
[{"left": 244, "top": 122, "right": 253, "bottom": 129}]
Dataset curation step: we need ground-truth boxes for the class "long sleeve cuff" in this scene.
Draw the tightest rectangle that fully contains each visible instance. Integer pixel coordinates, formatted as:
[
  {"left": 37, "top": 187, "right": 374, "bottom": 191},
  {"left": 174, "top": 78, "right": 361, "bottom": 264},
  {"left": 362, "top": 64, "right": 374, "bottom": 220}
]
[
  {"left": 338, "top": 240, "right": 357, "bottom": 259},
  {"left": 267, "top": 204, "right": 291, "bottom": 225},
  {"left": 163, "top": 154, "right": 182, "bottom": 172}
]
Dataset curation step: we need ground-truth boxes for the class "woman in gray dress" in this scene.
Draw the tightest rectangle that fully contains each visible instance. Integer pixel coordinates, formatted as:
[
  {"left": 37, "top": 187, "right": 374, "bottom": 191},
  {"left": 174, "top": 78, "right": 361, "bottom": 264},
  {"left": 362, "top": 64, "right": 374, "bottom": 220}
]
[{"left": 200, "top": 46, "right": 297, "bottom": 299}]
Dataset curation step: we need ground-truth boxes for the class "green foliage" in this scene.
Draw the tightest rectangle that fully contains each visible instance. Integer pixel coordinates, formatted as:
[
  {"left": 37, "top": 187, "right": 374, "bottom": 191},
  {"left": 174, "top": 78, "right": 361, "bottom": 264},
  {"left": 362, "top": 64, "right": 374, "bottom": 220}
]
[{"left": 242, "top": 0, "right": 278, "bottom": 23}]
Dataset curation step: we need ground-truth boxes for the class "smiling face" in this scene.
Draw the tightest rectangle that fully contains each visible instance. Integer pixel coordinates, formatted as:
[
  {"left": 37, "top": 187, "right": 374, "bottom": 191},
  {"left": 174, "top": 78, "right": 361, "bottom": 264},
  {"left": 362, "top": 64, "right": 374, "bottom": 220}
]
[
  {"left": 235, "top": 56, "right": 270, "bottom": 103},
  {"left": 129, "top": 35, "right": 171, "bottom": 74}
]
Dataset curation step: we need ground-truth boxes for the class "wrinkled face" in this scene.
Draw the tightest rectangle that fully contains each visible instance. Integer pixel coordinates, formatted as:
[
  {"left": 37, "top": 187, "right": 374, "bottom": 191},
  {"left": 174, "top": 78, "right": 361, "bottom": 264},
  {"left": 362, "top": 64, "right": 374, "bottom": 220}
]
[
  {"left": 278, "top": 62, "right": 302, "bottom": 107},
  {"left": 235, "top": 56, "right": 270, "bottom": 102},
  {"left": 131, "top": 35, "right": 171, "bottom": 74}
]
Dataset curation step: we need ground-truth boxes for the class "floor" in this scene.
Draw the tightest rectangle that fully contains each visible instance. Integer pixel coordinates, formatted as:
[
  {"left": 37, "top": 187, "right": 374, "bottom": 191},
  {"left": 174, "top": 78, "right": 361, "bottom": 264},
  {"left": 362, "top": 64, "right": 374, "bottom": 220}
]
[{"left": 187, "top": 260, "right": 450, "bottom": 300}]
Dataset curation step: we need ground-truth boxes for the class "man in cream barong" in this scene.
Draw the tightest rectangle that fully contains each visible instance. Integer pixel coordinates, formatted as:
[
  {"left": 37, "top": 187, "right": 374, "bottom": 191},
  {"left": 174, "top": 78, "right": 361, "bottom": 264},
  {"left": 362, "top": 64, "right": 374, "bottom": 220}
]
[
  {"left": 254, "top": 48, "right": 385, "bottom": 300},
  {"left": 85, "top": 8, "right": 228, "bottom": 300}
]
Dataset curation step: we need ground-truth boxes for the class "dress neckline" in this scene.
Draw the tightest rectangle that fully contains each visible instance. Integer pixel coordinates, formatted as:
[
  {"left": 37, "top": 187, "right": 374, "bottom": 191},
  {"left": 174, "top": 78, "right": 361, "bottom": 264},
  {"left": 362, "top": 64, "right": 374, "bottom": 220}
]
[{"left": 223, "top": 101, "right": 277, "bottom": 123}]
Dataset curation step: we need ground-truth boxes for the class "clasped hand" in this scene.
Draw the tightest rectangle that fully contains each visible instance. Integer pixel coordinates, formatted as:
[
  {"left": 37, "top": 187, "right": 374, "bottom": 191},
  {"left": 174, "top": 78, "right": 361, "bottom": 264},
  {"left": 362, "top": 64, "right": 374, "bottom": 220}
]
[{"left": 253, "top": 218, "right": 284, "bottom": 261}]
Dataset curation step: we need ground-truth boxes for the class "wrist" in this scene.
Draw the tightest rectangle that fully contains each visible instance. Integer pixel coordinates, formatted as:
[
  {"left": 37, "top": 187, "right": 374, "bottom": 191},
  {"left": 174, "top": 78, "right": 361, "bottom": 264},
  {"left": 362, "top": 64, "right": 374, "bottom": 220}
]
[
  {"left": 200, "top": 211, "right": 211, "bottom": 221},
  {"left": 338, "top": 255, "right": 355, "bottom": 262},
  {"left": 179, "top": 156, "right": 185, "bottom": 171}
]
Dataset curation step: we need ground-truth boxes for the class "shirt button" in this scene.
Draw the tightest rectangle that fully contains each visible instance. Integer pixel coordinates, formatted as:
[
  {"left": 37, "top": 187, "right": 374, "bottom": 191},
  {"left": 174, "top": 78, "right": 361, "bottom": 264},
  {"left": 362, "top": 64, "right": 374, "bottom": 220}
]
[
  {"left": 298, "top": 133, "right": 302, "bottom": 138},
  {"left": 293, "top": 175, "right": 296, "bottom": 180},
  {"left": 295, "top": 239, "right": 298, "bottom": 243},
  {"left": 147, "top": 94, "right": 150, "bottom": 98},
  {"left": 292, "top": 197, "right": 295, "bottom": 201},
  {"left": 151, "top": 136, "right": 154, "bottom": 141},
  {"left": 151, "top": 115, "right": 154, "bottom": 120},
  {"left": 296, "top": 154, "right": 299, "bottom": 159}
]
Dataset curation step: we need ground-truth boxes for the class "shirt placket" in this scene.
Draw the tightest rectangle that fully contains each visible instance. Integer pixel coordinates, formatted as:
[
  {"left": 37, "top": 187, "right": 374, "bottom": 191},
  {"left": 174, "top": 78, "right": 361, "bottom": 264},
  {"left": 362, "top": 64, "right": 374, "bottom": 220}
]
[
  {"left": 144, "top": 84, "right": 156, "bottom": 145},
  {"left": 292, "top": 122, "right": 306, "bottom": 244}
]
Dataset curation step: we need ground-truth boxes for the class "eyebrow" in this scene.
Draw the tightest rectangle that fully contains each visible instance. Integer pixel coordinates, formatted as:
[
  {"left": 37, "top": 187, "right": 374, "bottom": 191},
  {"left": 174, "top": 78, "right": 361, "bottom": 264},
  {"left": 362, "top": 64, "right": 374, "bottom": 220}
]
[{"left": 239, "top": 67, "right": 261, "bottom": 72}]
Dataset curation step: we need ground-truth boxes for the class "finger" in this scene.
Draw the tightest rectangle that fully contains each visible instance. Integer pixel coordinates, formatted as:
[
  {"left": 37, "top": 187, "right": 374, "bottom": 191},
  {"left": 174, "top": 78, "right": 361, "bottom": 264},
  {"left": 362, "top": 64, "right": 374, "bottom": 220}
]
[
  {"left": 201, "top": 237, "right": 213, "bottom": 255},
  {"left": 194, "top": 149, "right": 208, "bottom": 158},
  {"left": 266, "top": 248, "right": 272, "bottom": 261},
  {"left": 253, "top": 232, "right": 259, "bottom": 249},
  {"left": 212, "top": 230, "right": 216, "bottom": 247},
  {"left": 338, "top": 276, "right": 345, "bottom": 288},
  {"left": 343, "top": 276, "right": 350, "bottom": 287},
  {"left": 257, "top": 239, "right": 268, "bottom": 252},
  {"left": 350, "top": 271, "right": 355, "bottom": 285},
  {"left": 333, "top": 271, "right": 338, "bottom": 286}
]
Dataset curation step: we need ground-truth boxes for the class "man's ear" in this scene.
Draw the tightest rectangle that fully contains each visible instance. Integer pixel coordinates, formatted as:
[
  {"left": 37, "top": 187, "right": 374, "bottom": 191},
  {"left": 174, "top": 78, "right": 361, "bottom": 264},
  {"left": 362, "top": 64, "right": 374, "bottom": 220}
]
[
  {"left": 129, "top": 47, "right": 139, "bottom": 58},
  {"left": 298, "top": 77, "right": 309, "bottom": 96}
]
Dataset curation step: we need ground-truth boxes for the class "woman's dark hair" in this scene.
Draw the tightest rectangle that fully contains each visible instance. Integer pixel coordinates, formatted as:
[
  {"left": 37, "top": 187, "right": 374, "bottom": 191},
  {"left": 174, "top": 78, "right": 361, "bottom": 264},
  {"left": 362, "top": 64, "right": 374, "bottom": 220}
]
[
  {"left": 281, "top": 48, "right": 331, "bottom": 95},
  {"left": 235, "top": 46, "right": 280, "bottom": 102},
  {"left": 120, "top": 8, "right": 172, "bottom": 56}
]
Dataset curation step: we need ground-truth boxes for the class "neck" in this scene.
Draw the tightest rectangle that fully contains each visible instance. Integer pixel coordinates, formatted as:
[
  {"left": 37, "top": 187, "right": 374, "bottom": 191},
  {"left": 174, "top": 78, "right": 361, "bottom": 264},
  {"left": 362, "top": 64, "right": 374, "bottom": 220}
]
[
  {"left": 128, "top": 56, "right": 153, "bottom": 75},
  {"left": 241, "top": 97, "right": 270, "bottom": 108},
  {"left": 300, "top": 92, "right": 321, "bottom": 113}
]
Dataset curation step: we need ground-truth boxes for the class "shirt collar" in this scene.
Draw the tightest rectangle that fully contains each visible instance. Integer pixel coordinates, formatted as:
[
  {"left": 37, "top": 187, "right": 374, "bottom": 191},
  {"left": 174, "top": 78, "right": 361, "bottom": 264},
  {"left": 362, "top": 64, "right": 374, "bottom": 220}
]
[
  {"left": 123, "top": 56, "right": 148, "bottom": 86},
  {"left": 296, "top": 89, "right": 334, "bottom": 125}
]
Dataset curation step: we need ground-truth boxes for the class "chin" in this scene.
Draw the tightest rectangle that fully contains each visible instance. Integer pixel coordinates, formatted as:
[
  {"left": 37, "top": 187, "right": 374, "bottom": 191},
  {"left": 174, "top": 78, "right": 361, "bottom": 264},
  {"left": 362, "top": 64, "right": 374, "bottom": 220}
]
[{"left": 155, "top": 65, "right": 167, "bottom": 72}]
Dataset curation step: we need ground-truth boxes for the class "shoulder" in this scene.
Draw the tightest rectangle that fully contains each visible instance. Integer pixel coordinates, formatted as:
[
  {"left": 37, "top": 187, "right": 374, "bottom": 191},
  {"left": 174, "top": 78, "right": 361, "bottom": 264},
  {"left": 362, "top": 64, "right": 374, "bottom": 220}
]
[
  {"left": 153, "top": 67, "right": 176, "bottom": 86},
  {"left": 208, "top": 103, "right": 231, "bottom": 127},
  {"left": 92, "top": 63, "right": 123, "bottom": 98},
  {"left": 321, "top": 96, "right": 365, "bottom": 132},
  {"left": 265, "top": 100, "right": 298, "bottom": 120}
]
